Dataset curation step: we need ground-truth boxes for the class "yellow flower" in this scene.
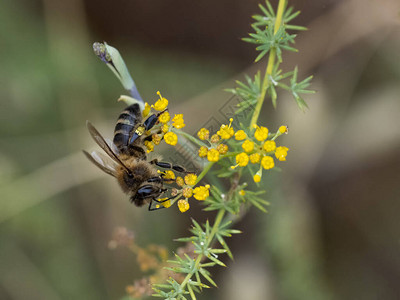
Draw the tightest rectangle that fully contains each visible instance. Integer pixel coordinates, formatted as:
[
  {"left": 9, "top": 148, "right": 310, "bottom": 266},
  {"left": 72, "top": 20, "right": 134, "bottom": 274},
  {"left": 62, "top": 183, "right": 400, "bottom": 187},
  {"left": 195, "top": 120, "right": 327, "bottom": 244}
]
[
  {"left": 161, "top": 199, "right": 172, "bottom": 208},
  {"left": 242, "top": 140, "right": 255, "bottom": 153},
  {"left": 239, "top": 190, "right": 246, "bottom": 196},
  {"left": 217, "top": 118, "right": 234, "bottom": 139},
  {"left": 275, "top": 146, "right": 289, "bottom": 161},
  {"left": 235, "top": 130, "right": 247, "bottom": 140},
  {"left": 198, "top": 146, "right": 208, "bottom": 157},
  {"left": 207, "top": 148, "right": 220, "bottom": 162},
  {"left": 261, "top": 155, "right": 275, "bottom": 169},
  {"left": 184, "top": 173, "right": 197, "bottom": 186},
  {"left": 193, "top": 184, "right": 210, "bottom": 200},
  {"left": 249, "top": 153, "right": 261, "bottom": 164},
  {"left": 142, "top": 102, "right": 151, "bottom": 117},
  {"left": 197, "top": 128, "right": 210, "bottom": 140},
  {"left": 176, "top": 177, "right": 184, "bottom": 187},
  {"left": 152, "top": 134, "right": 162, "bottom": 145},
  {"left": 177, "top": 199, "right": 190, "bottom": 212},
  {"left": 263, "top": 140, "right": 276, "bottom": 152},
  {"left": 164, "top": 132, "right": 178, "bottom": 146},
  {"left": 236, "top": 152, "right": 249, "bottom": 167},
  {"left": 279, "top": 125, "right": 288, "bottom": 134},
  {"left": 217, "top": 144, "right": 228, "bottom": 154},
  {"left": 161, "top": 124, "right": 169, "bottom": 134},
  {"left": 210, "top": 134, "right": 220, "bottom": 143},
  {"left": 144, "top": 141, "right": 154, "bottom": 153},
  {"left": 153, "top": 91, "right": 169, "bottom": 111},
  {"left": 159, "top": 111, "right": 170, "bottom": 123},
  {"left": 254, "top": 125, "right": 269, "bottom": 141},
  {"left": 153, "top": 99, "right": 168, "bottom": 111},
  {"left": 253, "top": 174, "right": 261, "bottom": 183},
  {"left": 182, "top": 187, "right": 193, "bottom": 198},
  {"left": 164, "top": 170, "right": 175, "bottom": 180},
  {"left": 172, "top": 114, "right": 185, "bottom": 129}
]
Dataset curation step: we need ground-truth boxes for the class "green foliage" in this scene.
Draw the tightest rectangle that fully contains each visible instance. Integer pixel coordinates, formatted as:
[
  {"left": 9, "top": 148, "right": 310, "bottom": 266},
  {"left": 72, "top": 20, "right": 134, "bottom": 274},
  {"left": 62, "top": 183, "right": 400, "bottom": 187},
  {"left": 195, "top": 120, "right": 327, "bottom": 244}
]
[
  {"left": 225, "top": 72, "right": 261, "bottom": 114},
  {"left": 277, "top": 66, "right": 315, "bottom": 111},
  {"left": 243, "top": 0, "right": 306, "bottom": 63},
  {"left": 252, "top": 1, "right": 307, "bottom": 31},
  {"left": 243, "top": 23, "right": 298, "bottom": 63},
  {"left": 153, "top": 212, "right": 240, "bottom": 299},
  {"left": 232, "top": 0, "right": 313, "bottom": 110}
]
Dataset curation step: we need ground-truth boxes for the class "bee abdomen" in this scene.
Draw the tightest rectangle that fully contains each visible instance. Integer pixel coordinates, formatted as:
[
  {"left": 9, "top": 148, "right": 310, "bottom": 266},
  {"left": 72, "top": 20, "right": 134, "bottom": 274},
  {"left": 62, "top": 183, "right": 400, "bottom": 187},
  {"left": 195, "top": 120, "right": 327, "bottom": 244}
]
[{"left": 113, "top": 104, "right": 142, "bottom": 148}]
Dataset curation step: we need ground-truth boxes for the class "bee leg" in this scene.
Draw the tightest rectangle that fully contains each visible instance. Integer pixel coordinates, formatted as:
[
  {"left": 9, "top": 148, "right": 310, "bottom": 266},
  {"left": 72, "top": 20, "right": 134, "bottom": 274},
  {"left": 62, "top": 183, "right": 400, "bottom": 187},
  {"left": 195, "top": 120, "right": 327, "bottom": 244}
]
[
  {"left": 130, "top": 109, "right": 168, "bottom": 146},
  {"left": 147, "top": 176, "right": 163, "bottom": 183},
  {"left": 148, "top": 199, "right": 168, "bottom": 211},
  {"left": 143, "top": 109, "right": 168, "bottom": 131},
  {"left": 147, "top": 175, "right": 174, "bottom": 185},
  {"left": 154, "top": 173, "right": 175, "bottom": 184},
  {"left": 148, "top": 201, "right": 159, "bottom": 211},
  {"left": 150, "top": 160, "right": 193, "bottom": 174},
  {"left": 163, "top": 178, "right": 175, "bottom": 184},
  {"left": 143, "top": 135, "right": 153, "bottom": 142},
  {"left": 137, "top": 185, "right": 165, "bottom": 200},
  {"left": 153, "top": 196, "right": 174, "bottom": 203}
]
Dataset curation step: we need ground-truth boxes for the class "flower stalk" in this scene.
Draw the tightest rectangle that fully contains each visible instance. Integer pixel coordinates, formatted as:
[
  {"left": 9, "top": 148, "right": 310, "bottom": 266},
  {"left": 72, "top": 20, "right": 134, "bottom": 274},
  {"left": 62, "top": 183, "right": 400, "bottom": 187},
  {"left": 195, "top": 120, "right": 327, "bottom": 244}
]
[
  {"left": 250, "top": 0, "right": 286, "bottom": 129},
  {"left": 179, "top": 209, "right": 226, "bottom": 290}
]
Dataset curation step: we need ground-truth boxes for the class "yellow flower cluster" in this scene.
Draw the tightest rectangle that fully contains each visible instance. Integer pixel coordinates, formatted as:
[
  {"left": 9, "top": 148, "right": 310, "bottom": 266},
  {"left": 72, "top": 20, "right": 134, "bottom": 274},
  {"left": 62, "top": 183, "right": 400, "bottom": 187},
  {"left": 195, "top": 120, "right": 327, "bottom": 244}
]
[
  {"left": 164, "top": 132, "right": 178, "bottom": 146},
  {"left": 184, "top": 173, "right": 197, "bottom": 185},
  {"left": 197, "top": 128, "right": 210, "bottom": 140},
  {"left": 160, "top": 172, "right": 210, "bottom": 213},
  {"left": 142, "top": 102, "right": 151, "bottom": 117},
  {"left": 152, "top": 91, "right": 168, "bottom": 111},
  {"left": 141, "top": 91, "right": 187, "bottom": 152},
  {"left": 235, "top": 130, "right": 247, "bottom": 140},
  {"left": 231, "top": 124, "right": 289, "bottom": 182},
  {"left": 193, "top": 185, "right": 210, "bottom": 200},
  {"left": 177, "top": 199, "right": 190, "bottom": 213},
  {"left": 163, "top": 170, "right": 175, "bottom": 180},
  {"left": 195, "top": 120, "right": 289, "bottom": 179},
  {"left": 158, "top": 111, "right": 170, "bottom": 123},
  {"left": 217, "top": 119, "right": 234, "bottom": 139},
  {"left": 172, "top": 114, "right": 185, "bottom": 129},
  {"left": 275, "top": 146, "right": 289, "bottom": 161},
  {"left": 207, "top": 149, "right": 220, "bottom": 162},
  {"left": 196, "top": 119, "right": 234, "bottom": 162}
]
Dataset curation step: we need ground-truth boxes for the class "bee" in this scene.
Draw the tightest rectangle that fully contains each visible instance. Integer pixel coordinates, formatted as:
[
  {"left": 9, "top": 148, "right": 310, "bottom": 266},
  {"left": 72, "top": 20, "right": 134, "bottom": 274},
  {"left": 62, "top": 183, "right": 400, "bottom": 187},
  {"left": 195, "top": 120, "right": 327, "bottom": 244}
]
[{"left": 83, "top": 103, "right": 188, "bottom": 210}]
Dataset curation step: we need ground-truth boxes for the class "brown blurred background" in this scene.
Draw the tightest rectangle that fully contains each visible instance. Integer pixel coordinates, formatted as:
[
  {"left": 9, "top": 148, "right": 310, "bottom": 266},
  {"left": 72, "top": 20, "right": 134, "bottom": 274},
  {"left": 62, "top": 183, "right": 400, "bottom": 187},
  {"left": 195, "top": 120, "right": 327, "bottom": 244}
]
[{"left": 1, "top": 0, "right": 400, "bottom": 299}]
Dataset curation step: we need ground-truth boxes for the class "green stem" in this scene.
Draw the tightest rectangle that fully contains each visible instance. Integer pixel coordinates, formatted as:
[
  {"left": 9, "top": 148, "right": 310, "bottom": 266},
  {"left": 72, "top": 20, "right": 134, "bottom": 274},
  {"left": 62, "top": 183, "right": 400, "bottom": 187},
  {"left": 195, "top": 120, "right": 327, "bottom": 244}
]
[
  {"left": 249, "top": 50, "right": 276, "bottom": 129},
  {"left": 175, "top": 129, "right": 208, "bottom": 148},
  {"left": 220, "top": 151, "right": 240, "bottom": 159},
  {"left": 206, "top": 209, "right": 225, "bottom": 244},
  {"left": 249, "top": 0, "right": 286, "bottom": 129},
  {"left": 179, "top": 209, "right": 226, "bottom": 290},
  {"left": 195, "top": 161, "right": 215, "bottom": 185},
  {"left": 194, "top": 152, "right": 240, "bottom": 185}
]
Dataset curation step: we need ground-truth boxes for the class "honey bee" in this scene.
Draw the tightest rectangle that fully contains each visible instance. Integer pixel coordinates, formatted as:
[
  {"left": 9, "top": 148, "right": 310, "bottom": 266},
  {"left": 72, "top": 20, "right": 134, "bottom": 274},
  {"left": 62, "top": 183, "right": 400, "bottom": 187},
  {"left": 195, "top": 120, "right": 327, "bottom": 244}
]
[{"left": 83, "top": 103, "right": 188, "bottom": 210}]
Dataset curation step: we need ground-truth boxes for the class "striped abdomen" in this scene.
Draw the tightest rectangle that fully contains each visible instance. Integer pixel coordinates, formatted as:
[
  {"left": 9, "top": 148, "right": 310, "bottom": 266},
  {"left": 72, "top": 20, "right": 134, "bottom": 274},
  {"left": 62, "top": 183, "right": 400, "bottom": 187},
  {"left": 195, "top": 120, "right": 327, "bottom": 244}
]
[{"left": 113, "top": 104, "right": 142, "bottom": 150}]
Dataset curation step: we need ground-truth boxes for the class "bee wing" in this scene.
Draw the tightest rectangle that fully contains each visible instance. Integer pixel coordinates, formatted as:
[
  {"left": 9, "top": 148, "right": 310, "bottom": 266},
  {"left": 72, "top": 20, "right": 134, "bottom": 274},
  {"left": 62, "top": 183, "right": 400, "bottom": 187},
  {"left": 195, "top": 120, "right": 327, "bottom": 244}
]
[
  {"left": 105, "top": 138, "right": 120, "bottom": 154},
  {"left": 83, "top": 150, "right": 117, "bottom": 177},
  {"left": 86, "top": 121, "right": 131, "bottom": 173}
]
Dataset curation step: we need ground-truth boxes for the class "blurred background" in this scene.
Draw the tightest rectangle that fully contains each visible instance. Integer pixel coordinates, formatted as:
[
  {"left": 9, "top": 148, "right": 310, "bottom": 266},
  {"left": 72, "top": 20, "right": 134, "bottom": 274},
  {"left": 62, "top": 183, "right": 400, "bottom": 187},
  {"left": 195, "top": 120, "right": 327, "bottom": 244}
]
[{"left": 1, "top": 0, "right": 400, "bottom": 299}]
